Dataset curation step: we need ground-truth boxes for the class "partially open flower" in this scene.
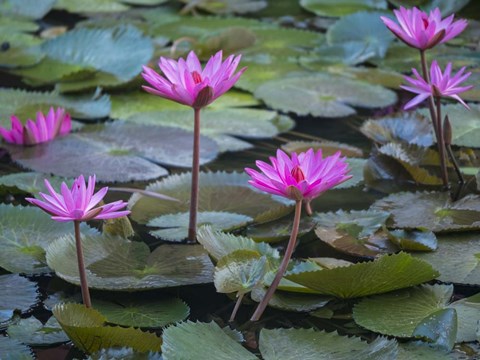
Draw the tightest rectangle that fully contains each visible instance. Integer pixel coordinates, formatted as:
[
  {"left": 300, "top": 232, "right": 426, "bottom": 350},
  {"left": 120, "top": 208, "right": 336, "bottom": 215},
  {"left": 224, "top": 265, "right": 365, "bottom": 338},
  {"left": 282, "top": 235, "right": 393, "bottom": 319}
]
[
  {"left": 142, "top": 50, "right": 246, "bottom": 109},
  {"left": 0, "top": 107, "right": 71, "bottom": 145},
  {"left": 401, "top": 60, "right": 473, "bottom": 109},
  {"left": 245, "top": 149, "right": 351, "bottom": 203},
  {"left": 26, "top": 175, "right": 130, "bottom": 222},
  {"left": 381, "top": 7, "right": 467, "bottom": 50}
]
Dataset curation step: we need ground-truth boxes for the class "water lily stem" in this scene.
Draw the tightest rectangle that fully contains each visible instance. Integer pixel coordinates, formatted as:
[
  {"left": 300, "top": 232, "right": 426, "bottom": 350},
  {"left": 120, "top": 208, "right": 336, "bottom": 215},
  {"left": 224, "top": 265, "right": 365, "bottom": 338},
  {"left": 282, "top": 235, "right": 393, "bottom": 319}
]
[
  {"left": 74, "top": 220, "right": 92, "bottom": 308},
  {"left": 188, "top": 108, "right": 201, "bottom": 242},
  {"left": 250, "top": 200, "right": 302, "bottom": 322},
  {"left": 419, "top": 50, "right": 449, "bottom": 188},
  {"left": 229, "top": 292, "right": 245, "bottom": 322}
]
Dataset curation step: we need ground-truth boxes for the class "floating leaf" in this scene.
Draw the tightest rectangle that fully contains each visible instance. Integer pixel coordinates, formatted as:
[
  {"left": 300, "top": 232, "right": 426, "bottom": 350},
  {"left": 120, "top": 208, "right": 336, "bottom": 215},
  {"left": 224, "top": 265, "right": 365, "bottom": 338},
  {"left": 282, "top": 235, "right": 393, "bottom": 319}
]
[
  {"left": 54, "top": 0, "right": 130, "bottom": 13},
  {"left": 7, "top": 134, "right": 168, "bottom": 183},
  {"left": 413, "top": 308, "right": 457, "bottom": 350},
  {"left": 197, "top": 225, "right": 280, "bottom": 262},
  {"left": 46, "top": 234, "right": 214, "bottom": 290},
  {"left": 254, "top": 73, "right": 397, "bottom": 117},
  {"left": 246, "top": 215, "right": 316, "bottom": 243},
  {"left": 418, "top": 103, "right": 480, "bottom": 148},
  {"left": 387, "top": 229, "right": 437, "bottom": 251},
  {"left": 0, "top": 204, "right": 98, "bottom": 274},
  {"left": 300, "top": 0, "right": 388, "bottom": 17},
  {"left": 0, "top": 172, "right": 68, "bottom": 195},
  {"left": 412, "top": 232, "right": 480, "bottom": 285},
  {"left": 286, "top": 252, "right": 439, "bottom": 298},
  {"left": 0, "top": 337, "right": 33, "bottom": 360},
  {"left": 87, "top": 348, "right": 162, "bottom": 360},
  {"left": 360, "top": 112, "right": 434, "bottom": 146},
  {"left": 251, "top": 287, "right": 330, "bottom": 312},
  {"left": 371, "top": 192, "right": 480, "bottom": 232},
  {"left": 53, "top": 303, "right": 162, "bottom": 354},
  {"left": 259, "top": 328, "right": 398, "bottom": 360},
  {"left": 148, "top": 211, "right": 252, "bottom": 242},
  {"left": 41, "top": 25, "right": 153, "bottom": 82},
  {"left": 327, "top": 12, "right": 394, "bottom": 59},
  {"left": 0, "top": 0, "right": 55, "bottom": 19},
  {"left": 180, "top": 0, "right": 267, "bottom": 14},
  {"left": 313, "top": 209, "right": 396, "bottom": 257},
  {"left": 93, "top": 297, "right": 189, "bottom": 328},
  {"left": 162, "top": 321, "right": 256, "bottom": 360},
  {"left": 128, "top": 171, "right": 292, "bottom": 224},
  {"left": 0, "top": 88, "right": 110, "bottom": 123},
  {"left": 7, "top": 316, "right": 69, "bottom": 346},
  {"left": 281, "top": 140, "right": 363, "bottom": 158}
]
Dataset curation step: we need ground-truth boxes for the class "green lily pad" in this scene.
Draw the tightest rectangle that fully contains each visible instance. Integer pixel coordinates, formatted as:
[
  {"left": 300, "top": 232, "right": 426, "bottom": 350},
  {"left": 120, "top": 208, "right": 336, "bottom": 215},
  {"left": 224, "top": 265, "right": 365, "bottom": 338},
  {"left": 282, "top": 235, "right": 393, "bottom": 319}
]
[
  {"left": 7, "top": 134, "right": 169, "bottom": 183},
  {"left": 313, "top": 209, "right": 396, "bottom": 257},
  {"left": 251, "top": 287, "right": 330, "bottom": 312},
  {"left": 41, "top": 25, "right": 153, "bottom": 82},
  {"left": 0, "top": 0, "right": 55, "bottom": 19},
  {"left": 0, "top": 88, "right": 110, "bottom": 123},
  {"left": 128, "top": 171, "right": 293, "bottom": 224},
  {"left": 54, "top": 0, "right": 130, "bottom": 13},
  {"left": 0, "top": 204, "right": 98, "bottom": 274},
  {"left": 245, "top": 215, "right": 316, "bottom": 243},
  {"left": 281, "top": 140, "right": 364, "bottom": 158},
  {"left": 53, "top": 303, "right": 161, "bottom": 354},
  {"left": 46, "top": 234, "right": 214, "bottom": 290},
  {"left": 111, "top": 90, "right": 260, "bottom": 119},
  {"left": 259, "top": 328, "right": 397, "bottom": 360},
  {"left": 179, "top": 0, "right": 267, "bottom": 14},
  {"left": 300, "top": 0, "right": 388, "bottom": 17},
  {"left": 197, "top": 225, "right": 280, "bottom": 262},
  {"left": 214, "top": 251, "right": 268, "bottom": 294},
  {"left": 162, "top": 321, "right": 256, "bottom": 360},
  {"left": 412, "top": 232, "right": 480, "bottom": 285},
  {"left": 361, "top": 112, "right": 434, "bottom": 146},
  {"left": 418, "top": 103, "right": 480, "bottom": 148},
  {"left": 148, "top": 211, "right": 252, "bottom": 242},
  {"left": 87, "top": 348, "right": 162, "bottom": 360},
  {"left": 93, "top": 297, "right": 189, "bottom": 328},
  {"left": 286, "top": 252, "right": 439, "bottom": 298},
  {"left": 354, "top": 283, "right": 480, "bottom": 345},
  {"left": 126, "top": 108, "right": 286, "bottom": 153},
  {"left": 0, "top": 337, "right": 33, "bottom": 360},
  {"left": 387, "top": 229, "right": 438, "bottom": 251},
  {"left": 7, "top": 316, "right": 69, "bottom": 346},
  {"left": 0, "top": 172, "right": 68, "bottom": 195},
  {"left": 371, "top": 192, "right": 480, "bottom": 232},
  {"left": 327, "top": 12, "right": 394, "bottom": 59},
  {"left": 254, "top": 73, "right": 397, "bottom": 117},
  {"left": 0, "top": 274, "right": 39, "bottom": 329},
  {"left": 325, "top": 65, "right": 404, "bottom": 88},
  {"left": 0, "top": 43, "right": 43, "bottom": 69}
]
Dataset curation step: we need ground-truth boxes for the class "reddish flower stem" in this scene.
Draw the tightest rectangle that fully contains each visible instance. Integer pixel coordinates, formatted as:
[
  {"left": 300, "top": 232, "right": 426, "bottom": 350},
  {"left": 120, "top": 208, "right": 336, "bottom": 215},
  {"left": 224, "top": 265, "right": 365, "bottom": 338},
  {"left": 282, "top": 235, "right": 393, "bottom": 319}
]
[
  {"left": 74, "top": 220, "right": 92, "bottom": 308},
  {"left": 229, "top": 292, "right": 245, "bottom": 322},
  {"left": 250, "top": 200, "right": 302, "bottom": 321},
  {"left": 188, "top": 108, "right": 201, "bottom": 242},
  {"left": 419, "top": 50, "right": 449, "bottom": 188}
]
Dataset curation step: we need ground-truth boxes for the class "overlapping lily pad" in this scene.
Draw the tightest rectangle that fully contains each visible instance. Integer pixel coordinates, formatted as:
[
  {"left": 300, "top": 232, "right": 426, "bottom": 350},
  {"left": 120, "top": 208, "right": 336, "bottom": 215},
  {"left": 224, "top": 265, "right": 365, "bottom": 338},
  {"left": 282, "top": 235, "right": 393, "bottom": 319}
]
[
  {"left": 0, "top": 88, "right": 110, "bottom": 123},
  {"left": 0, "top": 337, "right": 33, "bottom": 360},
  {"left": 7, "top": 316, "right": 69, "bottom": 346},
  {"left": 254, "top": 73, "right": 397, "bottom": 117},
  {"left": 53, "top": 303, "right": 162, "bottom": 354},
  {"left": 300, "top": 0, "right": 388, "bottom": 17},
  {"left": 371, "top": 192, "right": 480, "bottom": 232},
  {"left": 179, "top": 0, "right": 267, "bottom": 14},
  {"left": 128, "top": 171, "right": 293, "bottom": 224},
  {"left": 0, "top": 0, "right": 55, "bottom": 19},
  {"left": 259, "top": 328, "right": 397, "bottom": 360},
  {"left": 93, "top": 297, "right": 189, "bottom": 328},
  {"left": 161, "top": 321, "right": 256, "bottom": 360},
  {"left": 0, "top": 172, "right": 68, "bottom": 195},
  {"left": 286, "top": 252, "right": 439, "bottom": 298},
  {"left": 251, "top": 287, "right": 330, "bottom": 312},
  {"left": 0, "top": 204, "right": 98, "bottom": 274},
  {"left": 46, "top": 234, "right": 214, "bottom": 290},
  {"left": 281, "top": 140, "right": 364, "bottom": 158}
]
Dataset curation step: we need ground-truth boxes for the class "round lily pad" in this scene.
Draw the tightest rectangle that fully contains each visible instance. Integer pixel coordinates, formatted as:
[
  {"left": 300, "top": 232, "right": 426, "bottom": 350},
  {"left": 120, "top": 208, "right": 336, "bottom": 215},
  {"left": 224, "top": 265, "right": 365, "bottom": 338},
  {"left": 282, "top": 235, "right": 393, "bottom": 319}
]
[
  {"left": 128, "top": 171, "right": 293, "bottom": 224},
  {"left": 46, "top": 234, "right": 214, "bottom": 290},
  {"left": 0, "top": 172, "right": 69, "bottom": 195},
  {"left": 254, "top": 73, "right": 397, "bottom": 117},
  {"left": 281, "top": 140, "right": 363, "bottom": 158},
  {"left": 7, "top": 316, "right": 69, "bottom": 346}
]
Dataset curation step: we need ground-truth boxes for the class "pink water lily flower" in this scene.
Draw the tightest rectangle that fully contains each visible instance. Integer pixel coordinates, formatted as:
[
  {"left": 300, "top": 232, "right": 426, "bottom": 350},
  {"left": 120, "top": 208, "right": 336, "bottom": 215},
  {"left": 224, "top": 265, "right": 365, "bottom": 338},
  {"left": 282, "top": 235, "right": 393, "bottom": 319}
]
[
  {"left": 401, "top": 60, "right": 473, "bottom": 110},
  {"left": 142, "top": 50, "right": 246, "bottom": 109},
  {"left": 381, "top": 7, "right": 467, "bottom": 50},
  {"left": 0, "top": 107, "right": 71, "bottom": 146},
  {"left": 26, "top": 175, "right": 130, "bottom": 222},
  {"left": 245, "top": 149, "right": 352, "bottom": 202}
]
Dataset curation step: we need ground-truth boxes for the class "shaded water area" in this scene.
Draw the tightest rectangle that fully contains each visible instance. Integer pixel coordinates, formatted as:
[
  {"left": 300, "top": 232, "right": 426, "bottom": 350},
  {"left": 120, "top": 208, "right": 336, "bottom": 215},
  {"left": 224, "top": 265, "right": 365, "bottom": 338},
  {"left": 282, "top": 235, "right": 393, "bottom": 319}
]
[{"left": 1, "top": 1, "right": 480, "bottom": 359}]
